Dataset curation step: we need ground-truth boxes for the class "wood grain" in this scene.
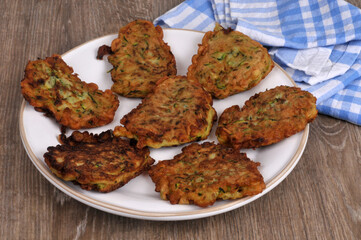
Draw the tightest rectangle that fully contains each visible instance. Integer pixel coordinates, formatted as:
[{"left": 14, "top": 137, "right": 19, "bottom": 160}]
[{"left": 1, "top": 0, "right": 360, "bottom": 239}]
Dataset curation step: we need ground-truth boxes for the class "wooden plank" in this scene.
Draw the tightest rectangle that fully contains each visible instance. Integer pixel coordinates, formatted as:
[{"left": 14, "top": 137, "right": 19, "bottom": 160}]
[{"left": 0, "top": 0, "right": 360, "bottom": 239}]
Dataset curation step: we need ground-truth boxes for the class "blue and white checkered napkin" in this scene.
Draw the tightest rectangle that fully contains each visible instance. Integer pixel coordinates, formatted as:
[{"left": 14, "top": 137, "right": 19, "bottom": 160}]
[{"left": 154, "top": 0, "right": 361, "bottom": 125}]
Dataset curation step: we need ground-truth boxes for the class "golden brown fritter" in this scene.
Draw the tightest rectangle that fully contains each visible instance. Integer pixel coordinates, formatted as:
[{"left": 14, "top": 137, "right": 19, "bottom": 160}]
[
  {"left": 107, "top": 19, "right": 177, "bottom": 98},
  {"left": 44, "top": 130, "right": 154, "bottom": 193},
  {"left": 148, "top": 142, "right": 265, "bottom": 207},
  {"left": 113, "top": 75, "right": 217, "bottom": 149},
  {"left": 216, "top": 86, "right": 318, "bottom": 149},
  {"left": 21, "top": 55, "right": 119, "bottom": 130},
  {"left": 187, "top": 23, "right": 274, "bottom": 99}
]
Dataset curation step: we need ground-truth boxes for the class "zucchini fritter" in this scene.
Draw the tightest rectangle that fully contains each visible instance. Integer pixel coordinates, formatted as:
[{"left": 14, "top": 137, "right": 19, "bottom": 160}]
[
  {"left": 149, "top": 142, "right": 266, "bottom": 207},
  {"left": 108, "top": 19, "right": 177, "bottom": 98},
  {"left": 216, "top": 86, "right": 318, "bottom": 149},
  {"left": 21, "top": 55, "right": 119, "bottom": 129},
  {"left": 113, "top": 76, "right": 217, "bottom": 149},
  {"left": 187, "top": 24, "right": 274, "bottom": 99},
  {"left": 44, "top": 130, "right": 154, "bottom": 193}
]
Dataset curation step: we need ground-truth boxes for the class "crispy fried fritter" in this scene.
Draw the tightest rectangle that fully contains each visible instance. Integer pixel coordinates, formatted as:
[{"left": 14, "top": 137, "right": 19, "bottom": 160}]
[
  {"left": 216, "top": 86, "right": 318, "bottom": 149},
  {"left": 44, "top": 130, "right": 154, "bottom": 193},
  {"left": 148, "top": 142, "right": 265, "bottom": 207},
  {"left": 187, "top": 23, "right": 274, "bottom": 99},
  {"left": 113, "top": 76, "right": 217, "bottom": 149},
  {"left": 21, "top": 55, "right": 119, "bottom": 129},
  {"left": 108, "top": 19, "right": 177, "bottom": 98}
]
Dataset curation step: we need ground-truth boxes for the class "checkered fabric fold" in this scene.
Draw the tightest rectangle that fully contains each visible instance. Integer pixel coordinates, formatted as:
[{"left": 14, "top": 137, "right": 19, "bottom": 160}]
[{"left": 155, "top": 0, "right": 361, "bottom": 125}]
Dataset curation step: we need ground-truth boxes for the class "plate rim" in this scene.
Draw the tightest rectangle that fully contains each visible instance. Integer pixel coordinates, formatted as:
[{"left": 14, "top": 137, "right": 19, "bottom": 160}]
[{"left": 19, "top": 28, "right": 309, "bottom": 220}]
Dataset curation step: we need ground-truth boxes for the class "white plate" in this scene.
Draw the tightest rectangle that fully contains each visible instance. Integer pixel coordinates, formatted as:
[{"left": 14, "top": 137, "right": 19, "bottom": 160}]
[{"left": 20, "top": 29, "right": 309, "bottom": 221}]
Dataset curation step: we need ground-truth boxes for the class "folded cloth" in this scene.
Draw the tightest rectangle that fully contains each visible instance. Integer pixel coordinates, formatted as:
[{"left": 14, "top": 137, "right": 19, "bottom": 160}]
[{"left": 154, "top": 0, "right": 361, "bottom": 125}]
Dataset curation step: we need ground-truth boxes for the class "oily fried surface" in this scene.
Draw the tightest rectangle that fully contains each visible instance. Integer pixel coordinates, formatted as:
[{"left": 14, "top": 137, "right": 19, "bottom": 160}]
[
  {"left": 108, "top": 19, "right": 177, "bottom": 98},
  {"left": 187, "top": 24, "right": 274, "bottom": 99},
  {"left": 21, "top": 54, "right": 119, "bottom": 129},
  {"left": 44, "top": 130, "right": 154, "bottom": 193},
  {"left": 216, "top": 86, "right": 318, "bottom": 149},
  {"left": 113, "top": 76, "right": 217, "bottom": 149},
  {"left": 149, "top": 142, "right": 265, "bottom": 207}
]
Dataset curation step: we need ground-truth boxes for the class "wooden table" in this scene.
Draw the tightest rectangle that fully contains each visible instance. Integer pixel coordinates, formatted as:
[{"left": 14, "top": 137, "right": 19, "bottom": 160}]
[{"left": 1, "top": 0, "right": 360, "bottom": 239}]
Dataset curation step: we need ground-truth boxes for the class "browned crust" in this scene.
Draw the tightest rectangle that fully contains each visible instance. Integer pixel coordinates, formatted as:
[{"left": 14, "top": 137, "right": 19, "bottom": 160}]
[
  {"left": 96, "top": 45, "right": 113, "bottom": 60},
  {"left": 148, "top": 142, "right": 265, "bottom": 207},
  {"left": 113, "top": 75, "right": 217, "bottom": 149},
  {"left": 44, "top": 130, "right": 154, "bottom": 193},
  {"left": 216, "top": 86, "right": 318, "bottom": 149},
  {"left": 21, "top": 54, "right": 119, "bottom": 129},
  {"left": 108, "top": 19, "right": 177, "bottom": 98},
  {"left": 187, "top": 24, "right": 274, "bottom": 99}
]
